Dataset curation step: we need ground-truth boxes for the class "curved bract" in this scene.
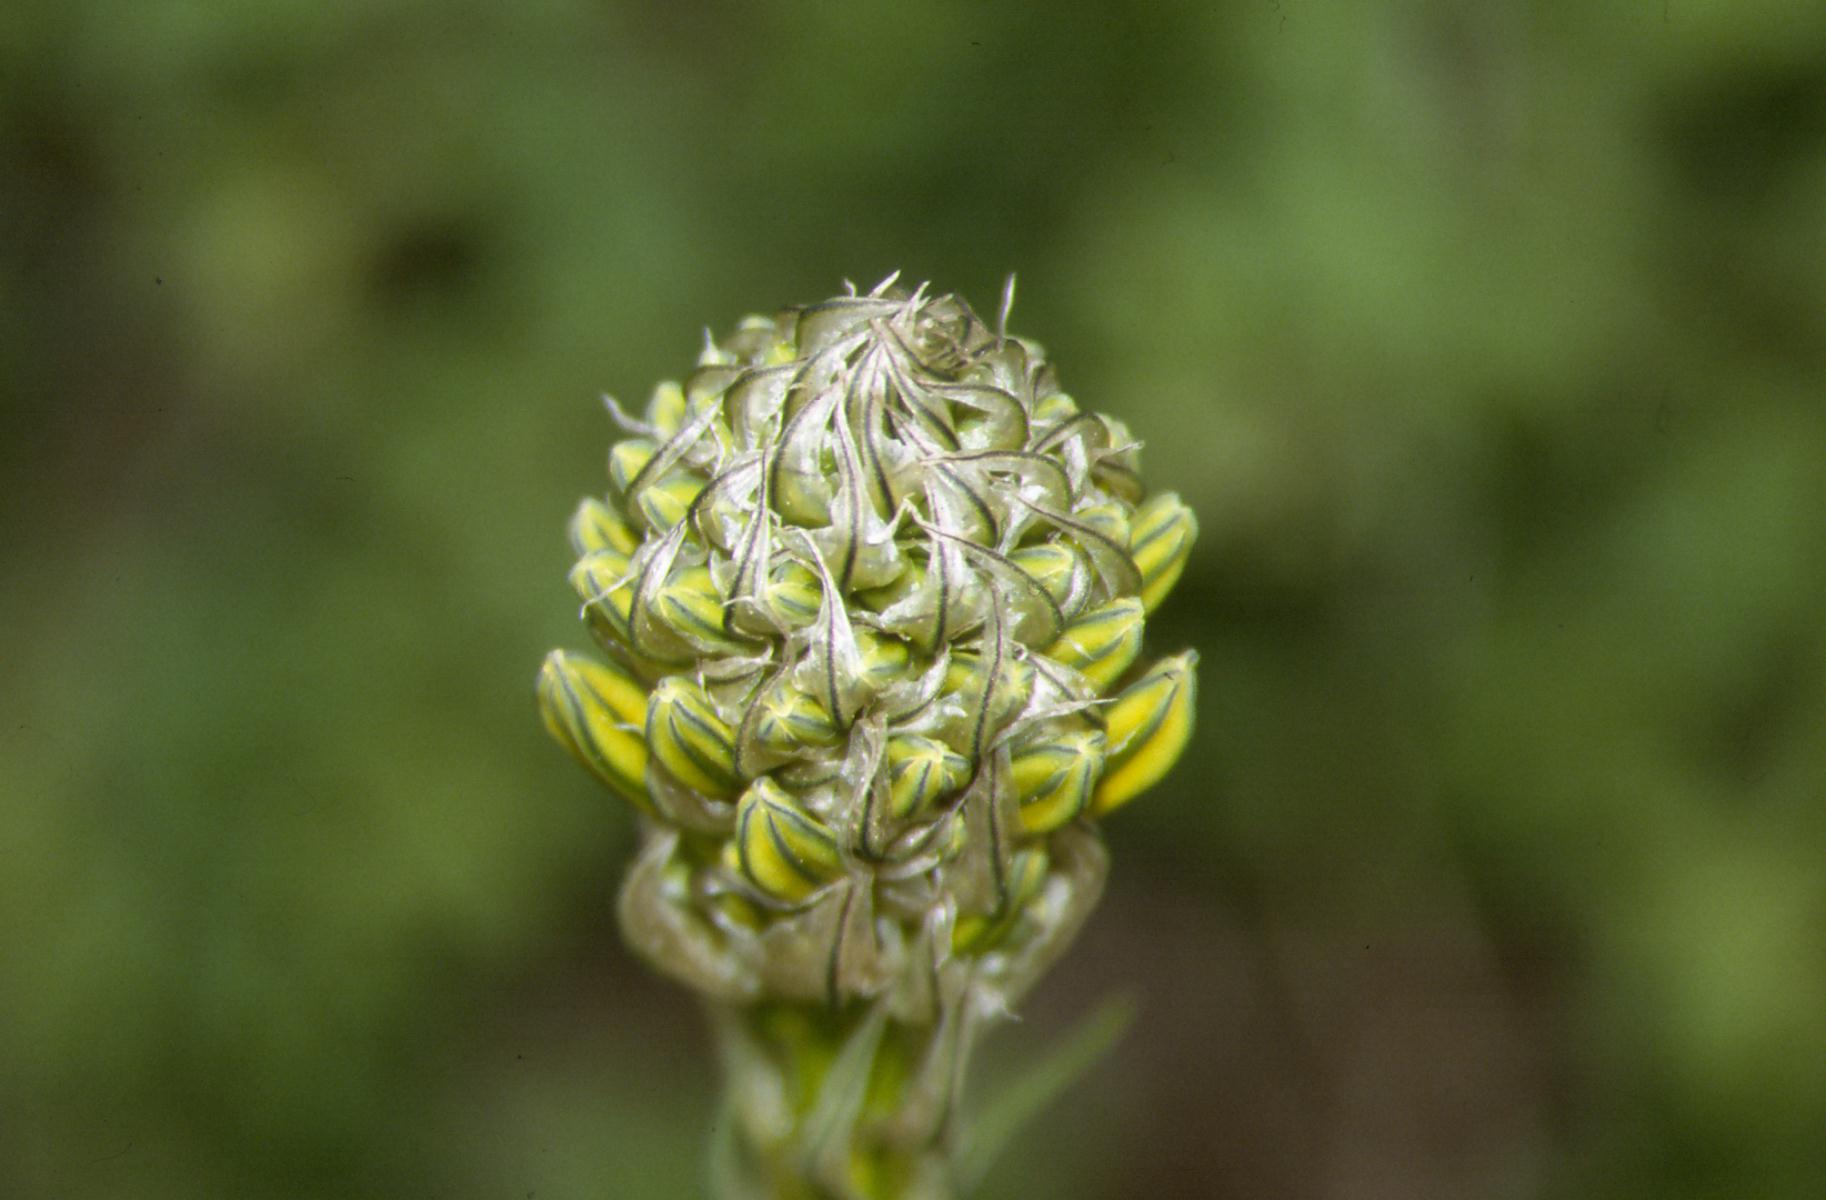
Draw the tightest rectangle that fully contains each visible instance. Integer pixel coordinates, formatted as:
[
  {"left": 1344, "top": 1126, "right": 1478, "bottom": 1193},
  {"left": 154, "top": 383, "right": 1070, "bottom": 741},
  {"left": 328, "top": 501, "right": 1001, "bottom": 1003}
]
[{"left": 537, "top": 277, "right": 1198, "bottom": 1200}]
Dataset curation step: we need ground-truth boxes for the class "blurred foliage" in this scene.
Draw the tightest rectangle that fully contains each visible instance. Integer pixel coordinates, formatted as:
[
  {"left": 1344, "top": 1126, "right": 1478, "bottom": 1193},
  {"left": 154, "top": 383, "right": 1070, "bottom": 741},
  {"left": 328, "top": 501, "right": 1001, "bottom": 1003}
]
[{"left": 3, "top": 1, "right": 1824, "bottom": 1197}]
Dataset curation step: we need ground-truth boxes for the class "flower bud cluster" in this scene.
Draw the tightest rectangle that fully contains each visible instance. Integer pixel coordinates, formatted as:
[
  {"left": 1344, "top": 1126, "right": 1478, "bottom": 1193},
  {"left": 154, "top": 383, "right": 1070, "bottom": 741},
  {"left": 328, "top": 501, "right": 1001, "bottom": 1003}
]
[{"left": 539, "top": 278, "right": 1196, "bottom": 1019}]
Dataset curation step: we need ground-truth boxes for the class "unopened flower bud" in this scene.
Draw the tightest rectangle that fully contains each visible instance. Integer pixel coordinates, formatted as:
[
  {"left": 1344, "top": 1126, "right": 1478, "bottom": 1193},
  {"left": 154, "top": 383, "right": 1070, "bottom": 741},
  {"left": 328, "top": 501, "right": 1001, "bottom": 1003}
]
[
  {"left": 739, "top": 677, "right": 843, "bottom": 773},
  {"left": 646, "top": 676, "right": 741, "bottom": 798},
  {"left": 538, "top": 278, "right": 1205, "bottom": 1194},
  {"left": 645, "top": 381, "right": 688, "bottom": 438},
  {"left": 884, "top": 734, "right": 973, "bottom": 820},
  {"left": 1130, "top": 492, "right": 1197, "bottom": 613},
  {"left": 568, "top": 548, "right": 635, "bottom": 644},
  {"left": 728, "top": 776, "right": 844, "bottom": 904},
  {"left": 1092, "top": 650, "right": 1198, "bottom": 815},
  {"left": 567, "top": 496, "right": 640, "bottom": 558},
  {"left": 1009, "top": 727, "right": 1106, "bottom": 835},
  {"left": 537, "top": 650, "right": 652, "bottom": 813},
  {"left": 1006, "top": 542, "right": 1093, "bottom": 618},
  {"left": 952, "top": 845, "right": 1049, "bottom": 954},
  {"left": 649, "top": 564, "right": 757, "bottom": 657},
  {"left": 1042, "top": 597, "right": 1146, "bottom": 692}
]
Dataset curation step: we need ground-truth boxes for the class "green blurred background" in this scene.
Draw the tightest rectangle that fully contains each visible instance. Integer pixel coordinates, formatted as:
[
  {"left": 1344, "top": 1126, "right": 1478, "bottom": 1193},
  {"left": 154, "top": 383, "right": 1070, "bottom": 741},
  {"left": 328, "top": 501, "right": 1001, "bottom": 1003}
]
[{"left": 4, "top": 1, "right": 1824, "bottom": 1196}]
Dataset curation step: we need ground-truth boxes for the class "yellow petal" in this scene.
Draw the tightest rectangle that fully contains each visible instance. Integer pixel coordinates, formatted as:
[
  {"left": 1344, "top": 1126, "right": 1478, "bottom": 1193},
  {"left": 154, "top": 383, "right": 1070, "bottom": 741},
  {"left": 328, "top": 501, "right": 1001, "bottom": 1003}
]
[
  {"left": 537, "top": 650, "right": 652, "bottom": 813},
  {"left": 884, "top": 734, "right": 972, "bottom": 819},
  {"left": 1042, "top": 597, "right": 1145, "bottom": 692},
  {"left": 1129, "top": 493, "right": 1197, "bottom": 613},
  {"left": 608, "top": 438, "right": 657, "bottom": 495},
  {"left": 645, "top": 381, "right": 688, "bottom": 438},
  {"left": 1010, "top": 728, "right": 1106, "bottom": 834},
  {"left": 1091, "top": 651, "right": 1197, "bottom": 815},
  {"left": 633, "top": 472, "right": 706, "bottom": 533},
  {"left": 567, "top": 496, "right": 640, "bottom": 557},
  {"left": 731, "top": 777, "right": 843, "bottom": 904},
  {"left": 646, "top": 677, "right": 740, "bottom": 798}
]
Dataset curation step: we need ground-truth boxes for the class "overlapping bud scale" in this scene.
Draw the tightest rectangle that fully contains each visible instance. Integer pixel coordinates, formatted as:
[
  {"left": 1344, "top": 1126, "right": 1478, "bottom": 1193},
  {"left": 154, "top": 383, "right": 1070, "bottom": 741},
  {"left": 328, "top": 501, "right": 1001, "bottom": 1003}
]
[{"left": 539, "top": 281, "right": 1197, "bottom": 1017}]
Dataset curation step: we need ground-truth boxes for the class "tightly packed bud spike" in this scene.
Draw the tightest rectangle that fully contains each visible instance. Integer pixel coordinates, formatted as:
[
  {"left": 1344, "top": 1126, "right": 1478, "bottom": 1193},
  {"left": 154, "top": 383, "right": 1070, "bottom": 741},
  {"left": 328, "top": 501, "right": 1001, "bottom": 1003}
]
[{"left": 537, "top": 279, "right": 1201, "bottom": 1200}]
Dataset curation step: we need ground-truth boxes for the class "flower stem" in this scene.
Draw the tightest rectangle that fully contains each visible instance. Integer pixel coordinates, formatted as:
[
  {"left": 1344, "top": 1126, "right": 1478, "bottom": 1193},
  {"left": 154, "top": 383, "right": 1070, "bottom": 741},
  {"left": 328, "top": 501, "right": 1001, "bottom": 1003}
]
[{"left": 710, "top": 999, "right": 974, "bottom": 1200}]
